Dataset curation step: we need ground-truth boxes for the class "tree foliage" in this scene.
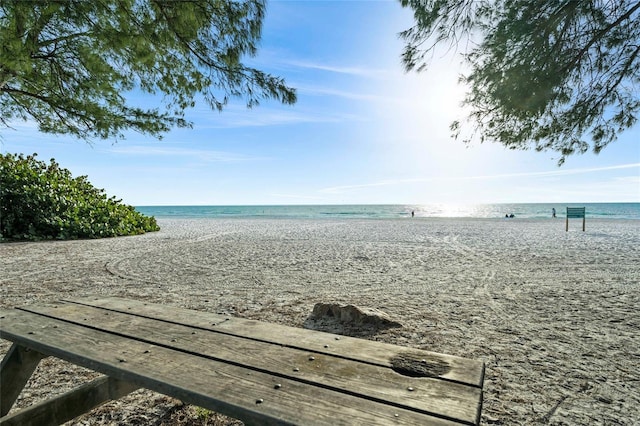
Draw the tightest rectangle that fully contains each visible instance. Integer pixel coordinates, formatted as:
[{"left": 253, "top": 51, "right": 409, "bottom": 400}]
[
  {"left": 400, "top": 0, "right": 640, "bottom": 164},
  {"left": 0, "top": 153, "right": 159, "bottom": 240},
  {"left": 0, "top": 0, "right": 296, "bottom": 140}
]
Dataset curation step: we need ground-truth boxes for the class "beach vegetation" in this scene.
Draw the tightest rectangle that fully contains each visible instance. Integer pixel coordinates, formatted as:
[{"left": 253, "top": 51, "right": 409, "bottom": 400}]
[
  {"left": 400, "top": 0, "right": 640, "bottom": 164},
  {"left": 0, "top": 153, "right": 159, "bottom": 241},
  {"left": 0, "top": 0, "right": 296, "bottom": 141}
]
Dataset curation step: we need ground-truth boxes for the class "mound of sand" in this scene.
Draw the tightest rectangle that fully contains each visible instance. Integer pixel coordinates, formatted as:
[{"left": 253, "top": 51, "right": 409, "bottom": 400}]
[{"left": 303, "top": 302, "right": 403, "bottom": 336}]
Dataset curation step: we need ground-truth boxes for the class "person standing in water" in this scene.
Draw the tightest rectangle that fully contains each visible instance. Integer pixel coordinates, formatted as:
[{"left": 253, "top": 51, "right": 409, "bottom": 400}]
[{"left": 552, "top": 207, "right": 556, "bottom": 218}]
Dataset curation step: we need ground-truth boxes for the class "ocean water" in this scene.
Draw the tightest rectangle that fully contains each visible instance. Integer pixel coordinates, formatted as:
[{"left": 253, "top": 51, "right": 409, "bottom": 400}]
[{"left": 135, "top": 203, "right": 640, "bottom": 220}]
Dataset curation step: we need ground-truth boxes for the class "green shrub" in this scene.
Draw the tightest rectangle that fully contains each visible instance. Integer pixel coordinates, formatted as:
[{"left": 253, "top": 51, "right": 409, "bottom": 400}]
[{"left": 0, "top": 153, "right": 160, "bottom": 241}]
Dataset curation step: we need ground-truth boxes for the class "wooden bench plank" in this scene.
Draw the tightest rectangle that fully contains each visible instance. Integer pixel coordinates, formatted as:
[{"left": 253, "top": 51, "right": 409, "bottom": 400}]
[
  {"left": 1, "top": 376, "right": 138, "bottom": 426},
  {"left": 0, "top": 308, "right": 475, "bottom": 425},
  {"left": 0, "top": 344, "right": 46, "bottom": 416},
  {"left": 20, "top": 302, "right": 482, "bottom": 424},
  {"left": 66, "top": 296, "right": 484, "bottom": 387}
]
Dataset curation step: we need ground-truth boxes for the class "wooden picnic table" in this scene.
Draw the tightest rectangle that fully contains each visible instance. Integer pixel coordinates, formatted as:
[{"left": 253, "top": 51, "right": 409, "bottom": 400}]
[{"left": 1, "top": 297, "right": 484, "bottom": 425}]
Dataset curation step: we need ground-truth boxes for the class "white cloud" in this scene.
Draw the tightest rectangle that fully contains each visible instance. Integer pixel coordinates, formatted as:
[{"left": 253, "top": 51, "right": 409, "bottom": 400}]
[
  {"left": 319, "top": 163, "right": 640, "bottom": 194},
  {"left": 185, "top": 103, "right": 365, "bottom": 129},
  {"left": 267, "top": 192, "right": 326, "bottom": 202},
  {"left": 286, "top": 60, "right": 390, "bottom": 78},
  {"left": 106, "top": 145, "right": 267, "bottom": 162},
  {"left": 486, "top": 163, "right": 640, "bottom": 179},
  {"left": 320, "top": 178, "right": 433, "bottom": 194},
  {"left": 295, "top": 84, "right": 389, "bottom": 102}
]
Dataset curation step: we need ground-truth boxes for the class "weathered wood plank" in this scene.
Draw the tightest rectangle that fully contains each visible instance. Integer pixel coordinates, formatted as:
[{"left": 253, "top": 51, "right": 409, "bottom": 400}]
[
  {"left": 0, "top": 308, "right": 470, "bottom": 425},
  {"left": 22, "top": 302, "right": 482, "bottom": 424},
  {"left": 66, "top": 296, "right": 484, "bottom": 387},
  {"left": 0, "top": 376, "right": 138, "bottom": 426},
  {"left": 0, "top": 343, "right": 46, "bottom": 417}
]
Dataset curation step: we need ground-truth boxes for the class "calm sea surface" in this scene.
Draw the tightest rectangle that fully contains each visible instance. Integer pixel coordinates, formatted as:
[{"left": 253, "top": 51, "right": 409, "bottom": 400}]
[{"left": 136, "top": 203, "right": 640, "bottom": 220}]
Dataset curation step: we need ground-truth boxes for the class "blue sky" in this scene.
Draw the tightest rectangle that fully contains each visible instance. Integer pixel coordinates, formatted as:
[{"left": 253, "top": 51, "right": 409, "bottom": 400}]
[{"left": 2, "top": 1, "right": 639, "bottom": 206}]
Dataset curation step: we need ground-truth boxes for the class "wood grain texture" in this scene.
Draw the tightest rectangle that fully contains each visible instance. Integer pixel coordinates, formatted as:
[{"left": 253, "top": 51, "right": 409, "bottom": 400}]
[
  {"left": 21, "top": 302, "right": 481, "bottom": 424},
  {"left": 0, "top": 299, "right": 482, "bottom": 425},
  {"left": 0, "top": 343, "right": 46, "bottom": 416},
  {"left": 0, "top": 376, "right": 138, "bottom": 426},
  {"left": 67, "top": 296, "right": 485, "bottom": 387}
]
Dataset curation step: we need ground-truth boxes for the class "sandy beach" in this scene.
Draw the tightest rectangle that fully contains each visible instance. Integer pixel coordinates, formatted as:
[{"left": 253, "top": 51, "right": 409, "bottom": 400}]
[{"left": 1, "top": 217, "right": 639, "bottom": 425}]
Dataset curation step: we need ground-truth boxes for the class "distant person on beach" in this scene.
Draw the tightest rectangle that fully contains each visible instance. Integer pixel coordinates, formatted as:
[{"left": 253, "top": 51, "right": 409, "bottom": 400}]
[
  {"left": 552, "top": 208, "right": 556, "bottom": 218},
  {"left": 411, "top": 210, "right": 415, "bottom": 218}
]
